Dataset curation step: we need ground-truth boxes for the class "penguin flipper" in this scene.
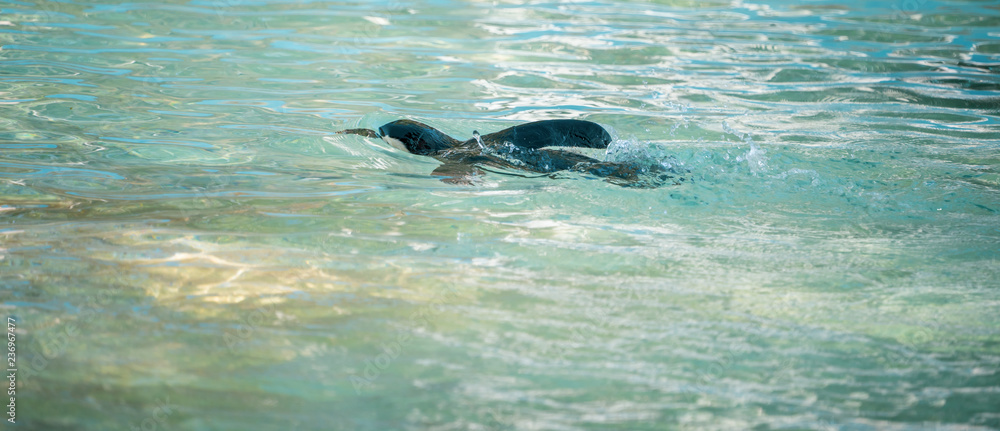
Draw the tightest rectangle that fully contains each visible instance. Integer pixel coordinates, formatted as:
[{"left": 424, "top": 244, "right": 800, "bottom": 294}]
[{"left": 430, "top": 163, "right": 482, "bottom": 185}]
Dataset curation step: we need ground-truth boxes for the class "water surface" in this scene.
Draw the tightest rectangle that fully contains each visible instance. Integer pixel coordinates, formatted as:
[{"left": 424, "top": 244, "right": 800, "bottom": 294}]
[{"left": 2, "top": 0, "right": 999, "bottom": 430}]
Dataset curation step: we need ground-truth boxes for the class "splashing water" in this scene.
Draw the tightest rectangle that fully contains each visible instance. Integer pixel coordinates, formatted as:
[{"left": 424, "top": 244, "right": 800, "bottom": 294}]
[
  {"left": 724, "top": 120, "right": 768, "bottom": 175},
  {"left": 604, "top": 136, "right": 684, "bottom": 174},
  {"left": 472, "top": 130, "right": 484, "bottom": 149}
]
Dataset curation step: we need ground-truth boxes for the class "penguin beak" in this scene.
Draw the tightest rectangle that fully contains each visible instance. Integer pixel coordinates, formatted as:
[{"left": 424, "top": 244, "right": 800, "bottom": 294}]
[{"left": 336, "top": 128, "right": 381, "bottom": 139}]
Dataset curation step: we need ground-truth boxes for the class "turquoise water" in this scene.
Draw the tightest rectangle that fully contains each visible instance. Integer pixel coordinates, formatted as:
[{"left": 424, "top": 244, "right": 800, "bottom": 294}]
[{"left": 2, "top": 0, "right": 999, "bottom": 429}]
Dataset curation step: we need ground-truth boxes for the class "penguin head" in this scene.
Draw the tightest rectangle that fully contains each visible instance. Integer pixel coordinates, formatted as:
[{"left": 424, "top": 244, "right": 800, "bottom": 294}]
[{"left": 378, "top": 120, "right": 458, "bottom": 155}]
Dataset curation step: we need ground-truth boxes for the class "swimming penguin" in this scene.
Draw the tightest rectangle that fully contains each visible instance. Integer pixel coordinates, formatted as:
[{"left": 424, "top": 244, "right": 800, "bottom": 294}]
[{"left": 338, "top": 119, "right": 678, "bottom": 187}]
